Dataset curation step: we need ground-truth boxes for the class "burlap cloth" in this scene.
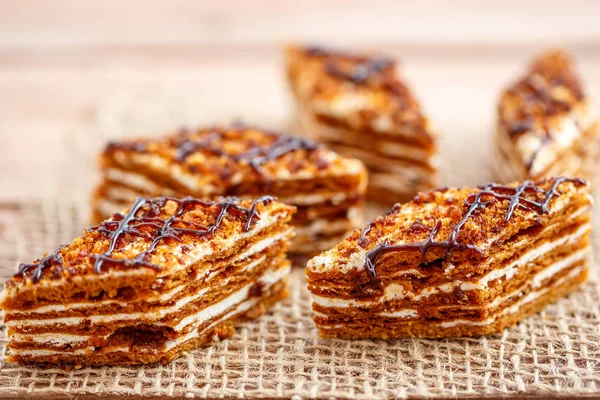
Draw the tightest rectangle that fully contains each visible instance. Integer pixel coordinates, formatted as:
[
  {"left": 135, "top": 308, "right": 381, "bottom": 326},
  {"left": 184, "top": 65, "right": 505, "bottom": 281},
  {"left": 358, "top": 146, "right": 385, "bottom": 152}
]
[{"left": 0, "top": 88, "right": 599, "bottom": 398}]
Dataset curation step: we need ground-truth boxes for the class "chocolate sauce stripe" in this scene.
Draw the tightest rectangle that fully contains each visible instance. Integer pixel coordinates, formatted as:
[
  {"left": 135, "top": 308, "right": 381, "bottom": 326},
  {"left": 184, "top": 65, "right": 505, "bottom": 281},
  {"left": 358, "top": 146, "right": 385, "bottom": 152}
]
[
  {"left": 16, "top": 195, "right": 275, "bottom": 283},
  {"left": 108, "top": 126, "right": 324, "bottom": 180}
]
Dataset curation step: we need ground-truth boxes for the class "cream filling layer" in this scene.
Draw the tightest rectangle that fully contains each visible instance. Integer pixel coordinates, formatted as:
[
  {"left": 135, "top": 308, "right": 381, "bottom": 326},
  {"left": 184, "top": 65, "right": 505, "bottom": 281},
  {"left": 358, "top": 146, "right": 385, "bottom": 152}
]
[
  {"left": 310, "top": 119, "right": 436, "bottom": 164},
  {"left": 311, "top": 226, "right": 590, "bottom": 310},
  {"left": 7, "top": 228, "right": 292, "bottom": 316},
  {"left": 317, "top": 262, "right": 587, "bottom": 330},
  {"left": 9, "top": 265, "right": 291, "bottom": 350},
  {"left": 113, "top": 151, "right": 365, "bottom": 193},
  {"left": 6, "top": 262, "right": 289, "bottom": 330},
  {"left": 104, "top": 168, "right": 363, "bottom": 207},
  {"left": 326, "top": 143, "right": 435, "bottom": 176},
  {"left": 306, "top": 93, "right": 438, "bottom": 141}
]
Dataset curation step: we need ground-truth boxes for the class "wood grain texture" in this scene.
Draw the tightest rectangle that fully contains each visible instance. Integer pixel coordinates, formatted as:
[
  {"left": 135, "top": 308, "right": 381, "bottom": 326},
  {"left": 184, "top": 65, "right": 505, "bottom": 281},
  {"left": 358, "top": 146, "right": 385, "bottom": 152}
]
[{"left": 1, "top": 0, "right": 600, "bottom": 201}]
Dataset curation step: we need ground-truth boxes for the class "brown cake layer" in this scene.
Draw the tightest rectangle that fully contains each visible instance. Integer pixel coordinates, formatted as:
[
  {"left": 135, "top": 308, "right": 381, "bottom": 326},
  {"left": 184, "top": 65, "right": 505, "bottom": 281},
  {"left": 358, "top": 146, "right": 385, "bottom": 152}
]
[
  {"left": 1, "top": 196, "right": 295, "bottom": 367},
  {"left": 306, "top": 177, "right": 593, "bottom": 338},
  {"left": 6, "top": 255, "right": 290, "bottom": 336},
  {"left": 9, "top": 280, "right": 288, "bottom": 367},
  {"left": 315, "top": 267, "right": 588, "bottom": 339}
]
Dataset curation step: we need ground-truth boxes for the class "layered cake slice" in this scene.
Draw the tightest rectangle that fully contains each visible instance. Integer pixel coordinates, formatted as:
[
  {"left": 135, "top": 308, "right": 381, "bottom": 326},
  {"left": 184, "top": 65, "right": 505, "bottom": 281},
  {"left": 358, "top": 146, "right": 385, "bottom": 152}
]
[
  {"left": 285, "top": 44, "right": 439, "bottom": 204},
  {"left": 496, "top": 50, "right": 599, "bottom": 182},
  {"left": 92, "top": 124, "right": 367, "bottom": 257},
  {"left": 0, "top": 196, "right": 295, "bottom": 366},
  {"left": 306, "top": 177, "right": 593, "bottom": 338}
]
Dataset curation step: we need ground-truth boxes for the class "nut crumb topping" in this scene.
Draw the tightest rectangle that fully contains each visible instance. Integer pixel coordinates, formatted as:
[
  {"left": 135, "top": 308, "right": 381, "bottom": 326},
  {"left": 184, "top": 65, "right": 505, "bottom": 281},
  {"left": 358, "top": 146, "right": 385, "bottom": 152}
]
[{"left": 10, "top": 196, "right": 295, "bottom": 286}]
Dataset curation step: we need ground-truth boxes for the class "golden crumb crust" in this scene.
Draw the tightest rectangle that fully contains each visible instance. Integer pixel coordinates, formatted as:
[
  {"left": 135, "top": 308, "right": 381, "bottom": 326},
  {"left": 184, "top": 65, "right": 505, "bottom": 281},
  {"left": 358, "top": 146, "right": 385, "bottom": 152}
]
[
  {"left": 285, "top": 44, "right": 437, "bottom": 145},
  {"left": 3, "top": 196, "right": 295, "bottom": 292},
  {"left": 309, "top": 177, "right": 592, "bottom": 273}
]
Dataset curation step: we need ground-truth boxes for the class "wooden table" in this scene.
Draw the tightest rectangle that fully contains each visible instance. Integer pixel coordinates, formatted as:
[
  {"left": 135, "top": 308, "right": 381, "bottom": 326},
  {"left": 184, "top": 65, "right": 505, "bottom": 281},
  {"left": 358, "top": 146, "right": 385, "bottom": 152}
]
[{"left": 2, "top": 0, "right": 600, "bottom": 200}]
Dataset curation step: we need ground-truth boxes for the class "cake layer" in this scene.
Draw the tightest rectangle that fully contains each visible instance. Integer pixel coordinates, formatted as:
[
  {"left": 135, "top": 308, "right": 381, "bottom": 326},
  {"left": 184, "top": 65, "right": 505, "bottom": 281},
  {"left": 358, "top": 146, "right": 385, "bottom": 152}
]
[
  {"left": 8, "top": 262, "right": 290, "bottom": 351},
  {"left": 6, "top": 254, "right": 290, "bottom": 336},
  {"left": 313, "top": 245, "right": 589, "bottom": 322},
  {"left": 314, "top": 264, "right": 587, "bottom": 339},
  {"left": 6, "top": 247, "right": 289, "bottom": 329},
  {"left": 8, "top": 277, "right": 289, "bottom": 366},
  {"left": 98, "top": 161, "right": 366, "bottom": 204},
  {"left": 101, "top": 169, "right": 362, "bottom": 207}
]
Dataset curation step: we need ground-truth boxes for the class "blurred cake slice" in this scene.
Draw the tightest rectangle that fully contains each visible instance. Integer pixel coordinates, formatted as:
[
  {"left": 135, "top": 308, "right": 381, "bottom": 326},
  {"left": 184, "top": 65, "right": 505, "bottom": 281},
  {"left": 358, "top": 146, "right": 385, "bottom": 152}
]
[
  {"left": 285, "top": 44, "right": 439, "bottom": 205},
  {"left": 307, "top": 177, "right": 592, "bottom": 338},
  {"left": 496, "top": 50, "right": 599, "bottom": 182},
  {"left": 1, "top": 196, "right": 295, "bottom": 367},
  {"left": 92, "top": 124, "right": 367, "bottom": 257}
]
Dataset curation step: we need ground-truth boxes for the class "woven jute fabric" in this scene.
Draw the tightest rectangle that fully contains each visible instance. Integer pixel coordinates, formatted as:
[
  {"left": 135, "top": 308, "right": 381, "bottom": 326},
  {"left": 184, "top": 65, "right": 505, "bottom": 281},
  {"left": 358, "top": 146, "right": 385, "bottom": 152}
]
[
  {"left": 1, "top": 199, "right": 600, "bottom": 399},
  {"left": 1, "top": 90, "right": 600, "bottom": 398}
]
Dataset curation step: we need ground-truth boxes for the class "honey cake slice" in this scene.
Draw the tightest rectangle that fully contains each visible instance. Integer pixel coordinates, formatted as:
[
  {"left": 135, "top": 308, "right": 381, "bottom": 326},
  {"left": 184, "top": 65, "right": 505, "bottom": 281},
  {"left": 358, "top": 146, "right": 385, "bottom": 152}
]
[
  {"left": 0, "top": 196, "right": 295, "bottom": 367},
  {"left": 285, "top": 44, "right": 439, "bottom": 205},
  {"left": 92, "top": 124, "right": 367, "bottom": 257},
  {"left": 306, "top": 177, "right": 593, "bottom": 338},
  {"left": 496, "top": 50, "right": 599, "bottom": 183}
]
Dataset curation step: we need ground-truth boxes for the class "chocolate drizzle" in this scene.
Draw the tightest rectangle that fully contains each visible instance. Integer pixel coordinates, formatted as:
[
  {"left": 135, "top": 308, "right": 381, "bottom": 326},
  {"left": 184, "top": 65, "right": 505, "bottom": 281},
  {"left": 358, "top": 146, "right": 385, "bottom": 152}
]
[
  {"left": 173, "top": 131, "right": 226, "bottom": 161},
  {"left": 171, "top": 127, "right": 321, "bottom": 176},
  {"left": 325, "top": 57, "right": 394, "bottom": 84},
  {"left": 16, "top": 245, "right": 67, "bottom": 283},
  {"left": 16, "top": 195, "right": 274, "bottom": 282},
  {"left": 302, "top": 45, "right": 394, "bottom": 85},
  {"left": 357, "top": 177, "right": 586, "bottom": 292}
]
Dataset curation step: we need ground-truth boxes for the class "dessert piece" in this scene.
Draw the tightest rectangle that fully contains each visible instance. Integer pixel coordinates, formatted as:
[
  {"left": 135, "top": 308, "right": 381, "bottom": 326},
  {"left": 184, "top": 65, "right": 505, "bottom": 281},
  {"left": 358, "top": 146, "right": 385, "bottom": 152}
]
[
  {"left": 496, "top": 50, "right": 599, "bottom": 182},
  {"left": 92, "top": 124, "right": 367, "bottom": 257},
  {"left": 0, "top": 196, "right": 295, "bottom": 367},
  {"left": 285, "top": 44, "right": 439, "bottom": 204},
  {"left": 306, "top": 177, "right": 593, "bottom": 338}
]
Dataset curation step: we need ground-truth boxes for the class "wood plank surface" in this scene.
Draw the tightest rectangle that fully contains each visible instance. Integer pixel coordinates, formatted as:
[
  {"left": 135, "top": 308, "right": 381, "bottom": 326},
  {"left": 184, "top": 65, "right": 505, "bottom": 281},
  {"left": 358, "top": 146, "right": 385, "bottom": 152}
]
[{"left": 1, "top": 0, "right": 600, "bottom": 200}]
